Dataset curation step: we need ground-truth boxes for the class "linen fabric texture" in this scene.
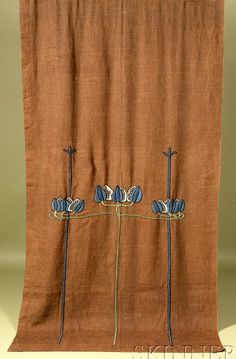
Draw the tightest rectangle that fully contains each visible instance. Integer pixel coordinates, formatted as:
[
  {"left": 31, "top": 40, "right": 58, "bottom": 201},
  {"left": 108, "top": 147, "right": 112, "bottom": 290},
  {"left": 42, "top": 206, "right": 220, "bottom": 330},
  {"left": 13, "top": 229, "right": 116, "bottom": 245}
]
[{"left": 8, "top": 0, "right": 225, "bottom": 352}]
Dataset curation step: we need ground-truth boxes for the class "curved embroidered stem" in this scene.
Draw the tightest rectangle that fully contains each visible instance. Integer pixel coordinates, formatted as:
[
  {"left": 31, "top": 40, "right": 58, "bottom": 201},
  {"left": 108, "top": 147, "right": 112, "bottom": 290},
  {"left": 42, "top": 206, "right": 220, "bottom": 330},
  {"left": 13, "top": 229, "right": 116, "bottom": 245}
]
[
  {"left": 57, "top": 146, "right": 76, "bottom": 344},
  {"left": 121, "top": 213, "right": 184, "bottom": 220},
  {"left": 119, "top": 202, "right": 134, "bottom": 207},
  {"left": 50, "top": 149, "right": 184, "bottom": 346},
  {"left": 113, "top": 205, "right": 121, "bottom": 346},
  {"left": 49, "top": 212, "right": 184, "bottom": 221},
  {"left": 101, "top": 201, "right": 117, "bottom": 207},
  {"left": 49, "top": 212, "right": 117, "bottom": 220},
  {"left": 101, "top": 201, "right": 134, "bottom": 208}
]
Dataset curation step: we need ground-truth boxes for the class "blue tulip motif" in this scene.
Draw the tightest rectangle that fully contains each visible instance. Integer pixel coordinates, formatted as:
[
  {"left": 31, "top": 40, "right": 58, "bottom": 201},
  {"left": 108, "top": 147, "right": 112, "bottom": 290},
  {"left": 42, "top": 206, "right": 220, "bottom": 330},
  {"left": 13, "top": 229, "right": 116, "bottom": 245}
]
[
  {"left": 70, "top": 199, "right": 85, "bottom": 213},
  {"left": 152, "top": 200, "right": 164, "bottom": 214},
  {"left": 152, "top": 198, "right": 185, "bottom": 215},
  {"left": 50, "top": 146, "right": 185, "bottom": 347},
  {"left": 129, "top": 186, "right": 142, "bottom": 203},
  {"left": 58, "top": 198, "right": 66, "bottom": 212},
  {"left": 112, "top": 186, "right": 124, "bottom": 202},
  {"left": 173, "top": 199, "right": 185, "bottom": 213},
  {"left": 51, "top": 198, "right": 60, "bottom": 212},
  {"left": 94, "top": 185, "right": 107, "bottom": 203},
  {"left": 165, "top": 199, "right": 174, "bottom": 213},
  {"left": 51, "top": 197, "right": 84, "bottom": 213},
  {"left": 94, "top": 185, "right": 143, "bottom": 205}
]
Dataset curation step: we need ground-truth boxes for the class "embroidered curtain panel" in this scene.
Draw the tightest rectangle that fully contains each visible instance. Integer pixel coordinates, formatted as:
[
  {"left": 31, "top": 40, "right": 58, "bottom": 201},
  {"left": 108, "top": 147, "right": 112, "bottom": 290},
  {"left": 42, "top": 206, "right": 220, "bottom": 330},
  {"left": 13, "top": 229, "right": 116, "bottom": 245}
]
[{"left": 9, "top": 0, "right": 225, "bottom": 352}]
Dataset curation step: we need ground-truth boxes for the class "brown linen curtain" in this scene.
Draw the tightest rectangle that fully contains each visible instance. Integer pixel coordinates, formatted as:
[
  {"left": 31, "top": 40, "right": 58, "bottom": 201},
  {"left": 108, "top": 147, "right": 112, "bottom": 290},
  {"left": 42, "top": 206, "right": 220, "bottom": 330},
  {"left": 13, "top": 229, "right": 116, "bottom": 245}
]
[{"left": 8, "top": 0, "right": 225, "bottom": 352}]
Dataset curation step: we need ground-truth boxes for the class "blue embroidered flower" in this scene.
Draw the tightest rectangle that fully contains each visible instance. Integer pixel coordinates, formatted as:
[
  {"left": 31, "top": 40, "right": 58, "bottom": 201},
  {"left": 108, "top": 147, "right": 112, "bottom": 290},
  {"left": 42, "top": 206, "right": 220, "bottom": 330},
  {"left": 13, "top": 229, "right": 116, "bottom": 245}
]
[
  {"left": 129, "top": 186, "right": 142, "bottom": 203},
  {"left": 51, "top": 197, "right": 84, "bottom": 213},
  {"left": 94, "top": 186, "right": 108, "bottom": 203},
  {"left": 152, "top": 199, "right": 185, "bottom": 214},
  {"left": 51, "top": 197, "right": 66, "bottom": 212},
  {"left": 69, "top": 199, "right": 85, "bottom": 213},
  {"left": 152, "top": 200, "right": 164, "bottom": 214},
  {"left": 51, "top": 198, "right": 61, "bottom": 212},
  {"left": 112, "top": 186, "right": 124, "bottom": 202},
  {"left": 173, "top": 199, "right": 185, "bottom": 213}
]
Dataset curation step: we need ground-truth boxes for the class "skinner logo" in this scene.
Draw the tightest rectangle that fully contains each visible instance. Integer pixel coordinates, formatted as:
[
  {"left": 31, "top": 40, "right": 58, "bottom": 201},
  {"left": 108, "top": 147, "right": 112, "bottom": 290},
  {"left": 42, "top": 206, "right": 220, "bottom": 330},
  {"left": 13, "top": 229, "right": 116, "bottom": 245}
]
[{"left": 132, "top": 345, "right": 235, "bottom": 359}]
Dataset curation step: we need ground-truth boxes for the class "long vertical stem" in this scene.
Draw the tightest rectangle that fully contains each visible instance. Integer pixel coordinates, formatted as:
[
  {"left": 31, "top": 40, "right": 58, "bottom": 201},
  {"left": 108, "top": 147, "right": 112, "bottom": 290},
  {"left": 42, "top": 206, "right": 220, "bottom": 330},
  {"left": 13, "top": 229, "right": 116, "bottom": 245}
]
[
  {"left": 167, "top": 148, "right": 171, "bottom": 199},
  {"left": 163, "top": 147, "right": 176, "bottom": 346},
  {"left": 113, "top": 205, "right": 122, "bottom": 345},
  {"left": 57, "top": 146, "right": 76, "bottom": 344},
  {"left": 167, "top": 219, "right": 172, "bottom": 346},
  {"left": 167, "top": 147, "right": 172, "bottom": 345}
]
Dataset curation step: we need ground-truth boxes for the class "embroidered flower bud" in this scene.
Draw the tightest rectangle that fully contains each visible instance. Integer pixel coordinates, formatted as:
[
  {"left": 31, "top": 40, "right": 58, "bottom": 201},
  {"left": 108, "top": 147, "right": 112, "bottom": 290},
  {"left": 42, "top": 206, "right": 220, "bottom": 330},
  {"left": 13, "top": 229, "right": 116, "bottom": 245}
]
[
  {"left": 130, "top": 186, "right": 142, "bottom": 203},
  {"left": 165, "top": 199, "right": 174, "bottom": 213},
  {"left": 72, "top": 199, "right": 85, "bottom": 213},
  {"left": 58, "top": 197, "right": 66, "bottom": 212},
  {"left": 172, "top": 199, "right": 180, "bottom": 213},
  {"left": 177, "top": 199, "right": 185, "bottom": 212},
  {"left": 51, "top": 198, "right": 59, "bottom": 212},
  {"left": 94, "top": 186, "right": 107, "bottom": 203},
  {"left": 152, "top": 200, "right": 163, "bottom": 213},
  {"left": 66, "top": 197, "right": 73, "bottom": 211},
  {"left": 112, "top": 186, "right": 123, "bottom": 202}
]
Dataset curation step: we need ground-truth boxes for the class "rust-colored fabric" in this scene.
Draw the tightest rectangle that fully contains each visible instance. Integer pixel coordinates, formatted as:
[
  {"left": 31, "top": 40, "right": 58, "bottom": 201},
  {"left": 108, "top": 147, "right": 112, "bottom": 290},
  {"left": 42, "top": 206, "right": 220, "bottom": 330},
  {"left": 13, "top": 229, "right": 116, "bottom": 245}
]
[{"left": 9, "top": 0, "right": 225, "bottom": 352}]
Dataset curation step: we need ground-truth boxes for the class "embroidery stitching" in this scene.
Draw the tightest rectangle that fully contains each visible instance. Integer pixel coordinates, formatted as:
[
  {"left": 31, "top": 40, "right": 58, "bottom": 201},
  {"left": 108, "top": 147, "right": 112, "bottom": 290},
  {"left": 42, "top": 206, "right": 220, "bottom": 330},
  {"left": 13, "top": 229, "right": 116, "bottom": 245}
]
[
  {"left": 51, "top": 197, "right": 85, "bottom": 213},
  {"left": 151, "top": 147, "right": 183, "bottom": 346},
  {"left": 95, "top": 185, "right": 142, "bottom": 204},
  {"left": 49, "top": 146, "right": 185, "bottom": 346}
]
